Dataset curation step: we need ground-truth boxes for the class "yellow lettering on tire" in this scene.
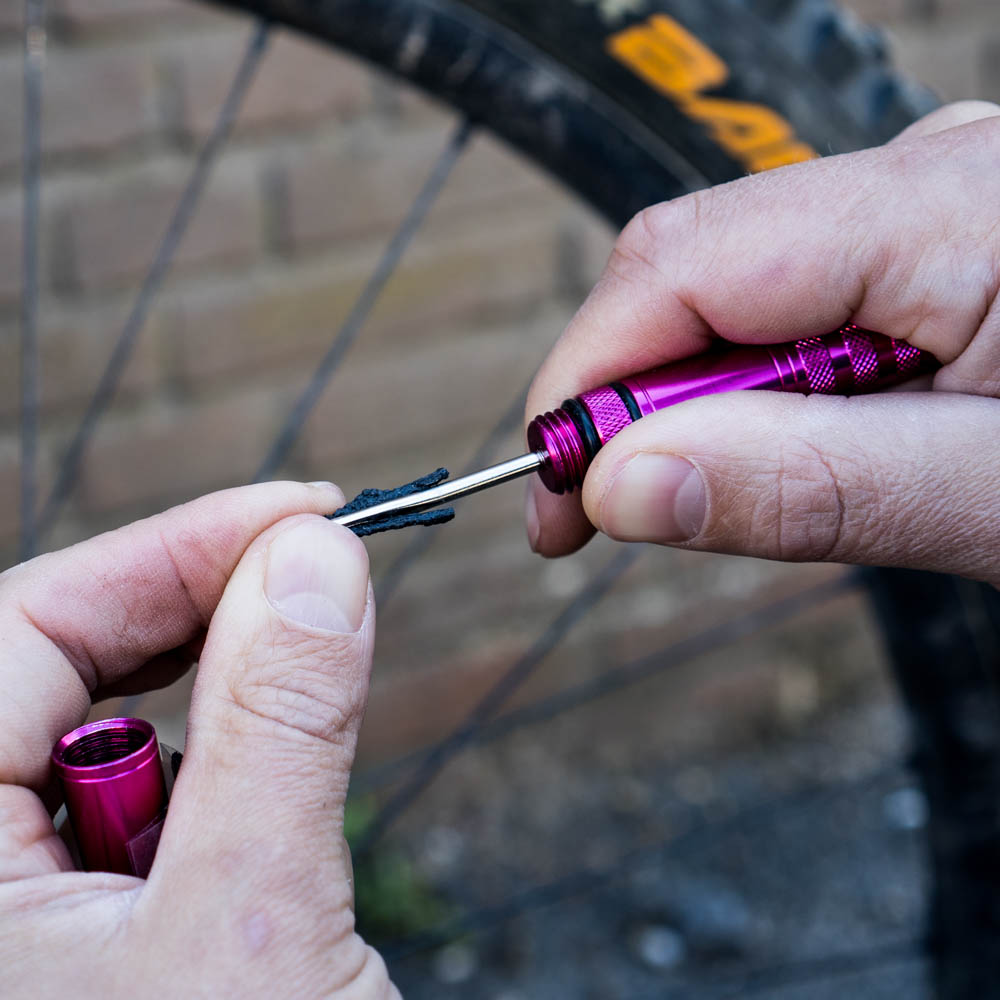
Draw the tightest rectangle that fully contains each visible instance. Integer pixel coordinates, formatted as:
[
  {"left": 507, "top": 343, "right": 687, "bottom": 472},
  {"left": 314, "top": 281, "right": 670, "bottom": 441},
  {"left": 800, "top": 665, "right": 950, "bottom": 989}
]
[
  {"left": 683, "top": 96, "right": 793, "bottom": 153},
  {"left": 607, "top": 14, "right": 728, "bottom": 95},
  {"left": 744, "top": 141, "right": 819, "bottom": 172},
  {"left": 608, "top": 15, "right": 818, "bottom": 173}
]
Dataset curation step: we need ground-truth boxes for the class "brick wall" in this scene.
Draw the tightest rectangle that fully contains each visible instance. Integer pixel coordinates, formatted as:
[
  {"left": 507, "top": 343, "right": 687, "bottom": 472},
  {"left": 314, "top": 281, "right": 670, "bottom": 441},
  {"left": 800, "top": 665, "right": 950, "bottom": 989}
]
[
  {"left": 0, "top": 1, "right": 605, "bottom": 544},
  {"left": 1, "top": 0, "right": 996, "bottom": 769}
]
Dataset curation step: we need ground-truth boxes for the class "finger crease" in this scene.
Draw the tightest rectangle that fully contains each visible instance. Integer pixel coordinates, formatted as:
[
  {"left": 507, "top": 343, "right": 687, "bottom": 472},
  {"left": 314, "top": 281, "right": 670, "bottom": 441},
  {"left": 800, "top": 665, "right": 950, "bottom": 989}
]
[
  {"left": 156, "top": 526, "right": 211, "bottom": 629},
  {"left": 803, "top": 439, "right": 847, "bottom": 563}
]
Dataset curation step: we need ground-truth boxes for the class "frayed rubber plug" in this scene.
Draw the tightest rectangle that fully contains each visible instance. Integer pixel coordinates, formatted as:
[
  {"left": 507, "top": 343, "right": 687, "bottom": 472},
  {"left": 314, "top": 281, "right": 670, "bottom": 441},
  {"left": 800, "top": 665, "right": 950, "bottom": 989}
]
[{"left": 331, "top": 468, "right": 455, "bottom": 537}]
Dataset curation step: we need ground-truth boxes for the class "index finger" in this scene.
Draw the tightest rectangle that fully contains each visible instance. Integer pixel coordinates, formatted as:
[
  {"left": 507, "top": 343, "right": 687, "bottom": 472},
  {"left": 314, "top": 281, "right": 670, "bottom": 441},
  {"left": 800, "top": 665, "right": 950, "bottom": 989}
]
[
  {"left": 525, "top": 112, "right": 1000, "bottom": 556},
  {"left": 0, "top": 481, "right": 343, "bottom": 790}
]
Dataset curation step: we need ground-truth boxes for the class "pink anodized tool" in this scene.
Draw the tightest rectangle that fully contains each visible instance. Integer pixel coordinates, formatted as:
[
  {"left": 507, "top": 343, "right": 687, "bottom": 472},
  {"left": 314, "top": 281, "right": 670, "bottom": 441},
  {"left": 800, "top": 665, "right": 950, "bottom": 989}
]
[
  {"left": 52, "top": 717, "right": 168, "bottom": 877},
  {"left": 332, "top": 325, "right": 938, "bottom": 527}
]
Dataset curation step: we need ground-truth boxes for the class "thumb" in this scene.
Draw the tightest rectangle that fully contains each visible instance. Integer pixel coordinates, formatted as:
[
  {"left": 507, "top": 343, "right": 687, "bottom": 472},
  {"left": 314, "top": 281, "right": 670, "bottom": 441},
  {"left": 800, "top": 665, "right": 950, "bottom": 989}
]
[
  {"left": 583, "top": 391, "right": 1000, "bottom": 587},
  {"left": 890, "top": 99, "right": 1000, "bottom": 143},
  {"left": 144, "top": 515, "right": 387, "bottom": 992}
]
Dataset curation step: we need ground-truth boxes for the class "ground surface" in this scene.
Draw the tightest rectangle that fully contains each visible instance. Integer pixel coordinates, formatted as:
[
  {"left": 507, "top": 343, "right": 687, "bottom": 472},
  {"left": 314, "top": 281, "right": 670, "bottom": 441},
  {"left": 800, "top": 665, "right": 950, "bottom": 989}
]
[{"left": 381, "top": 695, "right": 929, "bottom": 999}]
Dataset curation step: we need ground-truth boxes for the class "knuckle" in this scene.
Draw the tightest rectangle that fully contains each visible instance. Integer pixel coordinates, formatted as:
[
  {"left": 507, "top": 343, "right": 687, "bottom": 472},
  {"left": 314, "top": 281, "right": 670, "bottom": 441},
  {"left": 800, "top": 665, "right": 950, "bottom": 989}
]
[
  {"left": 713, "top": 433, "right": 869, "bottom": 564},
  {"left": 771, "top": 437, "right": 848, "bottom": 562},
  {"left": 607, "top": 194, "right": 708, "bottom": 285},
  {"left": 765, "top": 430, "right": 892, "bottom": 565},
  {"left": 222, "top": 624, "right": 369, "bottom": 746},
  {"left": 607, "top": 205, "right": 669, "bottom": 284}
]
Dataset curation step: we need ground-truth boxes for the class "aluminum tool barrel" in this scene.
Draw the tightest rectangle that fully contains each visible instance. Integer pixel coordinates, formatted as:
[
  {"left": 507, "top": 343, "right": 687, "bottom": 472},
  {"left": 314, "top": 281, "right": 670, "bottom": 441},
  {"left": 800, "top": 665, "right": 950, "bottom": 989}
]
[
  {"left": 52, "top": 717, "right": 168, "bottom": 876},
  {"left": 527, "top": 325, "right": 938, "bottom": 494}
]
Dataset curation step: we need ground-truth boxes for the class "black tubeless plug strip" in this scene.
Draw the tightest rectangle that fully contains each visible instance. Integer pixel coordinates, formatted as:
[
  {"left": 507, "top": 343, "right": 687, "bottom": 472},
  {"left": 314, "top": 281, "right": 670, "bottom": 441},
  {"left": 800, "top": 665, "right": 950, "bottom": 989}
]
[
  {"left": 330, "top": 467, "right": 456, "bottom": 538},
  {"left": 347, "top": 509, "right": 455, "bottom": 537}
]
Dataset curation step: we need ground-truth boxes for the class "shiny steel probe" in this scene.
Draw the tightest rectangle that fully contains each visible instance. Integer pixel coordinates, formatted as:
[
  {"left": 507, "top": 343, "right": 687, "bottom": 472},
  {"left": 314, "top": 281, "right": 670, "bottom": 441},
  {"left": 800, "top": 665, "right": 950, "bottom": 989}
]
[{"left": 332, "top": 451, "right": 545, "bottom": 529}]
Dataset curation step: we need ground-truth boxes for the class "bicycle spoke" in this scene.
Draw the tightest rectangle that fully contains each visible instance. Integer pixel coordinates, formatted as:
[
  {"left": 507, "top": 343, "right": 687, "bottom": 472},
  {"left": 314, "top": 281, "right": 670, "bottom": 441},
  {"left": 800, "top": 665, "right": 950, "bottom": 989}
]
[
  {"left": 253, "top": 118, "right": 474, "bottom": 483},
  {"left": 354, "top": 546, "right": 640, "bottom": 856},
  {"left": 356, "top": 569, "right": 863, "bottom": 794},
  {"left": 375, "top": 383, "right": 529, "bottom": 607},
  {"left": 379, "top": 762, "right": 907, "bottom": 960},
  {"left": 475, "top": 570, "right": 862, "bottom": 743},
  {"left": 19, "top": 0, "right": 45, "bottom": 562},
  {"left": 36, "top": 21, "right": 271, "bottom": 540}
]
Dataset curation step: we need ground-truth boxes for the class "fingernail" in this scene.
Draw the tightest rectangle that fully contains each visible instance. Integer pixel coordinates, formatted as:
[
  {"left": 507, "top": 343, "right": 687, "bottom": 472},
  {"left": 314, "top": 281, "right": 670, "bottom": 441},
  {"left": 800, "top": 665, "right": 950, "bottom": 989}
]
[
  {"left": 265, "top": 520, "right": 369, "bottom": 633},
  {"left": 306, "top": 480, "right": 345, "bottom": 505},
  {"left": 600, "top": 454, "right": 706, "bottom": 543},
  {"left": 524, "top": 485, "right": 541, "bottom": 552}
]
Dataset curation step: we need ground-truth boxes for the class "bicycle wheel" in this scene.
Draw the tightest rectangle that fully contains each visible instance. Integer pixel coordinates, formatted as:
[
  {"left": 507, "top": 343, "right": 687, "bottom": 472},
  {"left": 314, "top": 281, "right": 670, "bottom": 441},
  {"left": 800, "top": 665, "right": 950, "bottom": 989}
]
[
  {"left": 14, "top": 0, "right": 999, "bottom": 996},
  {"left": 199, "top": 2, "right": 1000, "bottom": 993}
]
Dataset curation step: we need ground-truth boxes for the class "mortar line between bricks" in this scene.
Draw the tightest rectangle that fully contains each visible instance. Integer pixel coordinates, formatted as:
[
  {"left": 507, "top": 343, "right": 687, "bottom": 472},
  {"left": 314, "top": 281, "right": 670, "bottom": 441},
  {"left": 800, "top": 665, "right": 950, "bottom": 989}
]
[
  {"left": 36, "top": 20, "right": 271, "bottom": 540},
  {"left": 252, "top": 117, "right": 475, "bottom": 482}
]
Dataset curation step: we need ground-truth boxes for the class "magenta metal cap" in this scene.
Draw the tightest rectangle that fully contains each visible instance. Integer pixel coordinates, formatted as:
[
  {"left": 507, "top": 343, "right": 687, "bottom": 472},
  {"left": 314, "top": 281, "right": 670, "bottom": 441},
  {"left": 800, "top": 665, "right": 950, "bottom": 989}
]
[
  {"left": 52, "top": 717, "right": 167, "bottom": 877},
  {"left": 527, "top": 407, "right": 589, "bottom": 494}
]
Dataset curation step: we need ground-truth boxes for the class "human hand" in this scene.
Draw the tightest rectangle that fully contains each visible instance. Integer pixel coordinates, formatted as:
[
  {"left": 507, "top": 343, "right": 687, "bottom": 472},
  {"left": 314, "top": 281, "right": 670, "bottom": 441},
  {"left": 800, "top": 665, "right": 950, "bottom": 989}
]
[
  {"left": 0, "top": 483, "right": 398, "bottom": 998},
  {"left": 524, "top": 101, "right": 1000, "bottom": 588}
]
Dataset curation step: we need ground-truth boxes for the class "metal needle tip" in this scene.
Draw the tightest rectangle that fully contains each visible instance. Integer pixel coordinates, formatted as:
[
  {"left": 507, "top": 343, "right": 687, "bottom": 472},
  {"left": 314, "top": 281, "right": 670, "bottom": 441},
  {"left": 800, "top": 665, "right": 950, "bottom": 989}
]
[{"left": 332, "top": 452, "right": 547, "bottom": 529}]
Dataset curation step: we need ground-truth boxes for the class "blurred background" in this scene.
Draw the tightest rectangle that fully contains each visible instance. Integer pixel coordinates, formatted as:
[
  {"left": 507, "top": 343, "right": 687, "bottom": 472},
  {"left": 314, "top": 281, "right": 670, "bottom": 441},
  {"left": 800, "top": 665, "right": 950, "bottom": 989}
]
[{"left": 2, "top": 0, "right": 999, "bottom": 996}]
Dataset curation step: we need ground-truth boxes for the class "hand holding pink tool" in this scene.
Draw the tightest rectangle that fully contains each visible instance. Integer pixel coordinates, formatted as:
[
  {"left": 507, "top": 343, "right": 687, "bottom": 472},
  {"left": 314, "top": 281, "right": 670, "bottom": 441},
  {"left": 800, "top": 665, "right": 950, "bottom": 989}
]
[{"left": 333, "top": 325, "right": 938, "bottom": 528}]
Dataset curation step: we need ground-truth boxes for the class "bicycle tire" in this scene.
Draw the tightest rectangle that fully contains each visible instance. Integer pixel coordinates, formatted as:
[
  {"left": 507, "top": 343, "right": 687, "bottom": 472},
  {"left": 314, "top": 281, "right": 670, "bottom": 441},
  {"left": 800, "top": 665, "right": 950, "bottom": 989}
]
[
  {"left": 208, "top": 0, "right": 938, "bottom": 225},
  {"left": 94, "top": 0, "right": 1000, "bottom": 993}
]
